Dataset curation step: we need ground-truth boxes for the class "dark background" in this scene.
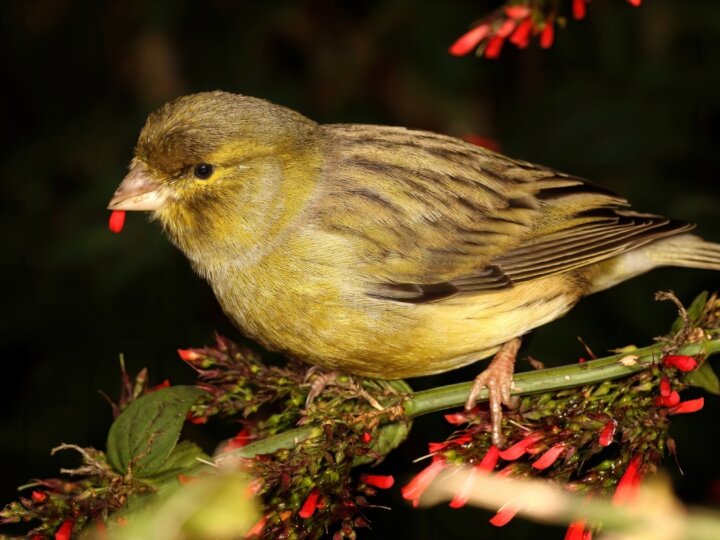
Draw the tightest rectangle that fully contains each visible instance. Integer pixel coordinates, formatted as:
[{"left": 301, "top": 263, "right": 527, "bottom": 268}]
[{"left": 2, "top": 0, "right": 720, "bottom": 538}]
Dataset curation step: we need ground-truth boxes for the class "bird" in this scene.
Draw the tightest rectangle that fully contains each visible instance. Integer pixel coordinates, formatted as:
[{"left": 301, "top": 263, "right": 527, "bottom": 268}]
[{"left": 108, "top": 91, "right": 720, "bottom": 445}]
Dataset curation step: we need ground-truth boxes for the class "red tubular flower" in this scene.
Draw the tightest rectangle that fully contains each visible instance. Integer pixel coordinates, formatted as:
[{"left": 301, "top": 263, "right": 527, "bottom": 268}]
[
  {"left": 496, "top": 18, "right": 517, "bottom": 39},
  {"left": 499, "top": 432, "right": 543, "bottom": 461},
  {"left": 299, "top": 488, "right": 321, "bottom": 518},
  {"left": 359, "top": 474, "right": 395, "bottom": 489},
  {"left": 505, "top": 5, "right": 531, "bottom": 19},
  {"left": 489, "top": 504, "right": 519, "bottom": 527},
  {"left": 401, "top": 457, "right": 446, "bottom": 507},
  {"left": 532, "top": 443, "right": 565, "bottom": 470},
  {"left": 484, "top": 35, "right": 506, "bottom": 59},
  {"left": 509, "top": 17, "right": 534, "bottom": 49},
  {"left": 572, "top": 0, "right": 587, "bottom": 20},
  {"left": 613, "top": 455, "right": 642, "bottom": 506},
  {"left": 55, "top": 519, "right": 74, "bottom": 540},
  {"left": 429, "top": 433, "right": 472, "bottom": 453},
  {"left": 663, "top": 355, "right": 698, "bottom": 372},
  {"left": 565, "top": 520, "right": 591, "bottom": 540},
  {"left": 449, "top": 24, "right": 490, "bottom": 56},
  {"left": 660, "top": 377, "right": 671, "bottom": 397},
  {"left": 108, "top": 210, "right": 126, "bottom": 233},
  {"left": 540, "top": 18, "right": 555, "bottom": 49},
  {"left": 224, "top": 428, "right": 252, "bottom": 452},
  {"left": 627, "top": 0, "right": 642, "bottom": 5},
  {"left": 598, "top": 420, "right": 616, "bottom": 447},
  {"left": 478, "top": 445, "right": 501, "bottom": 472},
  {"left": 244, "top": 514, "right": 268, "bottom": 538},
  {"left": 669, "top": 397, "right": 704, "bottom": 415},
  {"left": 31, "top": 490, "right": 47, "bottom": 503}
]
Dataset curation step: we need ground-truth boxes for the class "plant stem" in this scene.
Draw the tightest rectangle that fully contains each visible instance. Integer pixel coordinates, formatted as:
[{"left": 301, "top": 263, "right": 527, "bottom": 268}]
[{"left": 235, "top": 335, "right": 720, "bottom": 459}]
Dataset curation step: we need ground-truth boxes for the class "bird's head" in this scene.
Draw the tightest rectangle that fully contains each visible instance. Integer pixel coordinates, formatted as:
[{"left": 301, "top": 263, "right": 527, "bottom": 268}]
[{"left": 108, "top": 91, "right": 320, "bottom": 260}]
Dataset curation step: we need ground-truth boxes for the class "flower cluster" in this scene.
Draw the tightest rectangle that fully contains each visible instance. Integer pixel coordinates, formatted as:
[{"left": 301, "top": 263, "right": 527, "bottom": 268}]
[
  {"left": 401, "top": 353, "right": 704, "bottom": 537},
  {"left": 450, "top": 0, "right": 643, "bottom": 59}
]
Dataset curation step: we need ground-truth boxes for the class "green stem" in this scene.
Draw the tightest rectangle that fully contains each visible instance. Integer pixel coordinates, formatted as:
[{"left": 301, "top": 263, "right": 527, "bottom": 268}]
[{"left": 235, "top": 334, "right": 720, "bottom": 459}]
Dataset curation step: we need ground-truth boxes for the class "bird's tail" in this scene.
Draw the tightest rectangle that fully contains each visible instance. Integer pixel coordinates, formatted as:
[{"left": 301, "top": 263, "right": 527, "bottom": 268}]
[
  {"left": 646, "top": 234, "right": 720, "bottom": 271},
  {"left": 588, "top": 234, "right": 720, "bottom": 294}
]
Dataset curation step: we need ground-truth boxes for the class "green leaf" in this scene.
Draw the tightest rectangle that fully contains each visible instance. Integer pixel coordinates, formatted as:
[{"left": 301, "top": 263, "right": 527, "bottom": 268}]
[
  {"left": 143, "top": 440, "right": 209, "bottom": 485},
  {"left": 686, "top": 360, "right": 720, "bottom": 395},
  {"left": 106, "top": 386, "right": 205, "bottom": 478}
]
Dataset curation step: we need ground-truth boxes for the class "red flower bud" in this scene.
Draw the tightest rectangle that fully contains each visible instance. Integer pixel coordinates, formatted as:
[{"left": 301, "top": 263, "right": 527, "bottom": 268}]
[
  {"left": 540, "top": 19, "right": 555, "bottom": 49},
  {"left": 663, "top": 355, "right": 698, "bottom": 372},
  {"left": 478, "top": 445, "right": 501, "bottom": 472},
  {"left": 361, "top": 431, "right": 373, "bottom": 443},
  {"left": 489, "top": 504, "right": 519, "bottom": 527},
  {"left": 654, "top": 390, "right": 680, "bottom": 407},
  {"left": 299, "top": 488, "right": 320, "bottom": 518},
  {"left": 573, "top": 0, "right": 587, "bottom": 20},
  {"left": 449, "top": 24, "right": 490, "bottom": 56},
  {"left": 177, "top": 348, "right": 202, "bottom": 361},
  {"left": 598, "top": 420, "right": 616, "bottom": 447},
  {"left": 659, "top": 377, "right": 671, "bottom": 397},
  {"left": 627, "top": 0, "right": 642, "bottom": 5},
  {"left": 509, "top": 17, "right": 534, "bottom": 49},
  {"left": 532, "top": 443, "right": 565, "bottom": 470},
  {"left": 108, "top": 210, "right": 126, "bottom": 233},
  {"left": 31, "top": 490, "right": 47, "bottom": 503},
  {"left": 55, "top": 519, "right": 74, "bottom": 540},
  {"left": 505, "top": 5, "right": 532, "bottom": 20},
  {"left": 359, "top": 474, "right": 395, "bottom": 489},
  {"left": 669, "top": 397, "right": 704, "bottom": 415},
  {"left": 244, "top": 514, "right": 268, "bottom": 538},
  {"left": 224, "top": 428, "right": 252, "bottom": 452},
  {"left": 484, "top": 35, "right": 506, "bottom": 59}
]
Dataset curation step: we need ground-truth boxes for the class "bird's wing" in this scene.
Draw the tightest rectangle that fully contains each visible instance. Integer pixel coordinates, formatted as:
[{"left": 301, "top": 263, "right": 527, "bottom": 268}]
[{"left": 317, "top": 125, "right": 692, "bottom": 302}]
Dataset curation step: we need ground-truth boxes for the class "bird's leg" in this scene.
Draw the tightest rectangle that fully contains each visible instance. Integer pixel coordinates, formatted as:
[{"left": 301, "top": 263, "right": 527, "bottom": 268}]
[
  {"left": 305, "top": 369, "right": 338, "bottom": 407},
  {"left": 465, "top": 337, "right": 522, "bottom": 447}
]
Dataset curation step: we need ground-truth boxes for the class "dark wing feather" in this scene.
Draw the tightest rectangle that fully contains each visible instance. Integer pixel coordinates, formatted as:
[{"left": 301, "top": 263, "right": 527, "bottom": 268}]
[{"left": 316, "top": 124, "right": 692, "bottom": 302}]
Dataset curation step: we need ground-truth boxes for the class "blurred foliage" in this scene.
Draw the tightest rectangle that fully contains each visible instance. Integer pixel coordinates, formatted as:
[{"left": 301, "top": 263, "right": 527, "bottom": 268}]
[{"left": 1, "top": 0, "right": 719, "bottom": 538}]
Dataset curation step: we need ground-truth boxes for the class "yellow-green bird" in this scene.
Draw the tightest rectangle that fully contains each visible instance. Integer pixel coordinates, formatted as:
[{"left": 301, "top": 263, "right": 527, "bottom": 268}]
[{"left": 109, "top": 91, "right": 720, "bottom": 445}]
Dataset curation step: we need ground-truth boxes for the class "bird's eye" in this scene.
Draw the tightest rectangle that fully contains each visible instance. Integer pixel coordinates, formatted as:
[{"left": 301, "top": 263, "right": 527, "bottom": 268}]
[{"left": 193, "top": 163, "right": 214, "bottom": 180}]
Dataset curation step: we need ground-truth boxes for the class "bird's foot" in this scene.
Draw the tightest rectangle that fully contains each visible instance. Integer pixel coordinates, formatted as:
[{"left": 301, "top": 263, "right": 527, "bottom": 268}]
[
  {"left": 305, "top": 369, "right": 384, "bottom": 411},
  {"left": 465, "top": 337, "right": 522, "bottom": 447}
]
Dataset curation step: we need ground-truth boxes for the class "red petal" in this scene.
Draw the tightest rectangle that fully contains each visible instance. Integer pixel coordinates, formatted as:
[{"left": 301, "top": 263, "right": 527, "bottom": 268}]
[
  {"left": 599, "top": 420, "right": 616, "bottom": 447},
  {"left": 613, "top": 455, "right": 642, "bottom": 506},
  {"left": 663, "top": 355, "right": 698, "bottom": 372},
  {"left": 660, "top": 377, "right": 671, "bottom": 397},
  {"left": 449, "top": 24, "right": 491, "bottom": 56},
  {"left": 496, "top": 19, "right": 517, "bottom": 38},
  {"left": 565, "top": 520, "right": 587, "bottom": 540},
  {"left": 478, "top": 445, "right": 501, "bottom": 472},
  {"left": 669, "top": 397, "right": 705, "bottom": 415},
  {"left": 499, "top": 432, "right": 543, "bottom": 460},
  {"left": 540, "top": 19, "right": 555, "bottom": 49},
  {"left": 401, "top": 457, "right": 446, "bottom": 507},
  {"left": 573, "top": 0, "right": 587, "bottom": 20},
  {"left": 489, "top": 504, "right": 519, "bottom": 527},
  {"left": 244, "top": 514, "right": 268, "bottom": 538},
  {"left": 532, "top": 443, "right": 565, "bottom": 470},
  {"left": 509, "top": 18, "right": 534, "bottom": 49},
  {"left": 55, "top": 519, "right": 74, "bottom": 540},
  {"left": 299, "top": 488, "right": 320, "bottom": 518},
  {"left": 627, "top": 0, "right": 642, "bottom": 5},
  {"left": 224, "top": 428, "right": 252, "bottom": 451},
  {"left": 108, "top": 210, "right": 126, "bottom": 234},
  {"left": 484, "top": 35, "right": 506, "bottom": 59},
  {"left": 449, "top": 466, "right": 476, "bottom": 509},
  {"left": 505, "top": 5, "right": 532, "bottom": 20},
  {"left": 360, "top": 474, "right": 395, "bottom": 489}
]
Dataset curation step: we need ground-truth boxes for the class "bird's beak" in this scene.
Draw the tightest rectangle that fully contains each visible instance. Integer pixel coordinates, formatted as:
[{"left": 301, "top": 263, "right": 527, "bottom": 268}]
[{"left": 108, "top": 165, "right": 168, "bottom": 211}]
